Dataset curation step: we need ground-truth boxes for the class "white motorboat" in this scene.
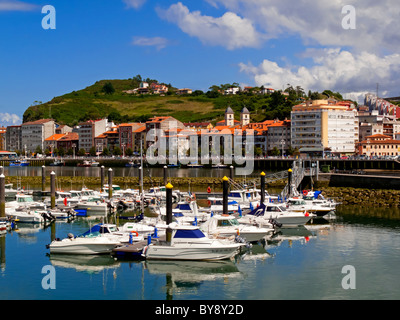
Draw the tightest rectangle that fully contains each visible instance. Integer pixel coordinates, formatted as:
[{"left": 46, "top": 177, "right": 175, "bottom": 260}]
[
  {"left": 207, "top": 197, "right": 239, "bottom": 214},
  {"left": 74, "top": 198, "right": 109, "bottom": 216},
  {"left": 200, "top": 214, "right": 273, "bottom": 242},
  {"left": 238, "top": 203, "right": 314, "bottom": 228},
  {"left": 6, "top": 194, "right": 46, "bottom": 211},
  {"left": 4, "top": 184, "right": 18, "bottom": 199},
  {"left": 6, "top": 207, "right": 44, "bottom": 224},
  {"left": 301, "top": 191, "right": 337, "bottom": 216},
  {"left": 47, "top": 233, "right": 121, "bottom": 255},
  {"left": 142, "top": 223, "right": 242, "bottom": 261}
]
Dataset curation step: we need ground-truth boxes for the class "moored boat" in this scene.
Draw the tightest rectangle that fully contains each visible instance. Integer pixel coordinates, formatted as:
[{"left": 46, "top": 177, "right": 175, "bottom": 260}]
[{"left": 142, "top": 223, "right": 243, "bottom": 261}]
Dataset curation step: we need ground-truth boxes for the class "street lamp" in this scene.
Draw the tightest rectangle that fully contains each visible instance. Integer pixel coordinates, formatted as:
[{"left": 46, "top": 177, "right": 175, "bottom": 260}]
[
  {"left": 72, "top": 143, "right": 76, "bottom": 159},
  {"left": 280, "top": 139, "right": 285, "bottom": 159},
  {"left": 121, "top": 143, "right": 126, "bottom": 158}
]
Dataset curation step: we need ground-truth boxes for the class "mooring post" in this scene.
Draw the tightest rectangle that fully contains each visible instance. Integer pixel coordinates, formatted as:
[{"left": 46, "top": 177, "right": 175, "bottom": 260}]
[
  {"left": 108, "top": 168, "right": 113, "bottom": 199},
  {"left": 50, "top": 171, "right": 56, "bottom": 209},
  {"left": 230, "top": 165, "right": 234, "bottom": 180},
  {"left": 288, "top": 168, "right": 292, "bottom": 198},
  {"left": 260, "top": 171, "right": 266, "bottom": 204},
  {"left": 163, "top": 165, "right": 168, "bottom": 185},
  {"left": 0, "top": 174, "right": 5, "bottom": 218},
  {"left": 222, "top": 176, "right": 229, "bottom": 215},
  {"left": 42, "top": 165, "right": 46, "bottom": 192},
  {"left": 166, "top": 182, "right": 173, "bottom": 243},
  {"left": 0, "top": 166, "right": 3, "bottom": 176},
  {"left": 100, "top": 166, "right": 105, "bottom": 191}
]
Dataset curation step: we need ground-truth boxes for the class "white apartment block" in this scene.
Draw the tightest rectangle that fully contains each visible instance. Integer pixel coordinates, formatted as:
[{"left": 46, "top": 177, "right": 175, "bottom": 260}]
[
  {"left": 21, "top": 119, "right": 55, "bottom": 153},
  {"left": 291, "top": 100, "right": 358, "bottom": 155}
]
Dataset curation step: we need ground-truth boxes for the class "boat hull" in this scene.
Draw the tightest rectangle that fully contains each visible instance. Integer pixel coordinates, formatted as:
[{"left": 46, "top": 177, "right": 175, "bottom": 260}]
[
  {"left": 49, "top": 240, "right": 119, "bottom": 255},
  {"left": 144, "top": 244, "right": 240, "bottom": 261}
]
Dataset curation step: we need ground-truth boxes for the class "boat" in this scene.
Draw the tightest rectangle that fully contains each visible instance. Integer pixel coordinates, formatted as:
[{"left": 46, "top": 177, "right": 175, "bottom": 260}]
[
  {"left": 79, "top": 223, "right": 145, "bottom": 243},
  {"left": 167, "top": 163, "right": 180, "bottom": 168},
  {"left": 4, "top": 183, "right": 18, "bottom": 199},
  {"left": 6, "top": 207, "right": 44, "bottom": 224},
  {"left": 77, "top": 159, "right": 99, "bottom": 167},
  {"left": 74, "top": 198, "right": 110, "bottom": 216},
  {"left": 207, "top": 197, "right": 239, "bottom": 214},
  {"left": 212, "top": 163, "right": 227, "bottom": 168},
  {"left": 200, "top": 214, "right": 274, "bottom": 242},
  {"left": 6, "top": 193, "right": 47, "bottom": 211},
  {"left": 47, "top": 233, "right": 121, "bottom": 255},
  {"left": 301, "top": 191, "right": 337, "bottom": 216},
  {"left": 125, "top": 160, "right": 139, "bottom": 167},
  {"left": 9, "top": 160, "right": 29, "bottom": 167},
  {"left": 49, "top": 159, "right": 65, "bottom": 166},
  {"left": 142, "top": 223, "right": 243, "bottom": 261},
  {"left": 186, "top": 163, "right": 203, "bottom": 168},
  {"left": 238, "top": 203, "right": 315, "bottom": 228}
]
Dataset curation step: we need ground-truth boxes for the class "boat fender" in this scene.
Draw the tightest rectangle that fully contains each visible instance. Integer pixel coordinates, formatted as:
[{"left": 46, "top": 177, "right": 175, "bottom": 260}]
[
  {"left": 67, "top": 233, "right": 74, "bottom": 239},
  {"left": 207, "top": 186, "right": 211, "bottom": 193},
  {"left": 303, "top": 190, "right": 308, "bottom": 196}
]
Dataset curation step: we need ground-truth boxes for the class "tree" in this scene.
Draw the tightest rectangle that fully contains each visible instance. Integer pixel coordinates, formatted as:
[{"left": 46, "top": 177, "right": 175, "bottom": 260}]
[
  {"left": 113, "top": 146, "right": 122, "bottom": 156},
  {"left": 101, "top": 147, "right": 110, "bottom": 156},
  {"left": 125, "top": 148, "right": 133, "bottom": 157},
  {"left": 78, "top": 148, "right": 86, "bottom": 157},
  {"left": 35, "top": 145, "right": 42, "bottom": 155},
  {"left": 89, "top": 146, "right": 97, "bottom": 157},
  {"left": 102, "top": 82, "right": 115, "bottom": 95},
  {"left": 271, "top": 147, "right": 280, "bottom": 156}
]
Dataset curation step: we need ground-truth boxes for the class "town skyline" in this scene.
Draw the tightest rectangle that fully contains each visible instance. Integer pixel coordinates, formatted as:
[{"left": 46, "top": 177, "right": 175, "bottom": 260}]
[{"left": 1, "top": 1, "right": 400, "bottom": 126}]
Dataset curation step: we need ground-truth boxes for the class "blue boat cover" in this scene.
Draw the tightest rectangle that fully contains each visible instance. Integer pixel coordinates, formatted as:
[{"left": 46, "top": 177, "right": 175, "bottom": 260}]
[
  {"left": 313, "top": 191, "right": 322, "bottom": 199},
  {"left": 79, "top": 223, "right": 103, "bottom": 237},
  {"left": 173, "top": 212, "right": 184, "bottom": 217},
  {"left": 174, "top": 229, "right": 205, "bottom": 238},
  {"left": 247, "top": 203, "right": 266, "bottom": 217},
  {"left": 177, "top": 203, "right": 191, "bottom": 211}
]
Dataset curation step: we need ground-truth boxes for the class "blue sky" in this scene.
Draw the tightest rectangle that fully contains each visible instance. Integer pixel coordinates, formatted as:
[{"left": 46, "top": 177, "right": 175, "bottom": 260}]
[{"left": 1, "top": 0, "right": 400, "bottom": 125}]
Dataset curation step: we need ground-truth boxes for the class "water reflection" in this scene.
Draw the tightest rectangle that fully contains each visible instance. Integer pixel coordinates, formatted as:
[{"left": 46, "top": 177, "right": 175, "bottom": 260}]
[{"left": 49, "top": 254, "right": 121, "bottom": 274}]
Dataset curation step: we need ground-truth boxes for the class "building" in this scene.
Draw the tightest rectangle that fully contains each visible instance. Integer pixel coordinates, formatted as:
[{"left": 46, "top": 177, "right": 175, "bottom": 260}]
[
  {"left": 119, "top": 123, "right": 145, "bottom": 150},
  {"left": 291, "top": 100, "right": 358, "bottom": 156},
  {"left": 5, "top": 125, "right": 21, "bottom": 152},
  {"left": 357, "top": 134, "right": 400, "bottom": 157},
  {"left": 0, "top": 127, "right": 6, "bottom": 151},
  {"left": 266, "top": 120, "right": 291, "bottom": 155},
  {"left": 240, "top": 107, "right": 250, "bottom": 126},
  {"left": 77, "top": 119, "right": 111, "bottom": 152},
  {"left": 176, "top": 88, "right": 193, "bottom": 95},
  {"left": 21, "top": 119, "right": 55, "bottom": 153},
  {"left": 44, "top": 133, "right": 68, "bottom": 153},
  {"left": 56, "top": 132, "right": 79, "bottom": 153}
]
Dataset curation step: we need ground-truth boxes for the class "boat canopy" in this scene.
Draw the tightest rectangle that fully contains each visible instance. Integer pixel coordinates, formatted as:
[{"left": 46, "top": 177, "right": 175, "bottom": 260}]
[
  {"left": 173, "top": 229, "right": 206, "bottom": 239},
  {"left": 247, "top": 203, "right": 266, "bottom": 217},
  {"left": 176, "top": 203, "right": 191, "bottom": 211}
]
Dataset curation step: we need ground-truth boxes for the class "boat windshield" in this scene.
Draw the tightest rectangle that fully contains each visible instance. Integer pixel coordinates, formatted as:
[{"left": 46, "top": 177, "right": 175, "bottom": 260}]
[
  {"left": 18, "top": 196, "right": 33, "bottom": 203},
  {"left": 217, "top": 218, "right": 240, "bottom": 227}
]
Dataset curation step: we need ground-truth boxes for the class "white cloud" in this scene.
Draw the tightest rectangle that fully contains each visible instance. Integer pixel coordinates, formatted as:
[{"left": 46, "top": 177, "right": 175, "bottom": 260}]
[
  {"left": 132, "top": 36, "right": 170, "bottom": 50},
  {"left": 0, "top": 0, "right": 37, "bottom": 11},
  {"left": 204, "top": 0, "right": 400, "bottom": 53},
  {"left": 0, "top": 113, "right": 21, "bottom": 125},
  {"left": 122, "top": 0, "right": 146, "bottom": 9},
  {"left": 239, "top": 48, "right": 400, "bottom": 100},
  {"left": 156, "top": 2, "right": 263, "bottom": 50}
]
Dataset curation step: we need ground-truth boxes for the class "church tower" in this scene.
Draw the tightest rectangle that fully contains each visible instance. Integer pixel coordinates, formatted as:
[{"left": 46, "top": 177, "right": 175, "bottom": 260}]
[
  {"left": 225, "top": 106, "right": 235, "bottom": 126},
  {"left": 240, "top": 107, "right": 250, "bottom": 126}
]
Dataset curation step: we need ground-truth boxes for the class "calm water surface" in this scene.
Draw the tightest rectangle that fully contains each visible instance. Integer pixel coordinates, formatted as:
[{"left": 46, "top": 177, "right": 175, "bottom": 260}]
[{"left": 0, "top": 205, "right": 399, "bottom": 300}]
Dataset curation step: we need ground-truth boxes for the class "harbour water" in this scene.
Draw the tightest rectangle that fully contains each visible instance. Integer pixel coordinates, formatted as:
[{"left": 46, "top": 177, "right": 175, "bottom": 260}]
[{"left": 0, "top": 205, "right": 399, "bottom": 300}]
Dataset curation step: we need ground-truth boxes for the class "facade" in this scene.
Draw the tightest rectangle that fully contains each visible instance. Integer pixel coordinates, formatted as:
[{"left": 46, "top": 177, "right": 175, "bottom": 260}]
[
  {"left": 119, "top": 123, "right": 145, "bottom": 150},
  {"left": 44, "top": 134, "right": 67, "bottom": 153},
  {"left": 0, "top": 127, "right": 6, "bottom": 151},
  {"left": 5, "top": 125, "right": 22, "bottom": 152},
  {"left": 21, "top": 119, "right": 55, "bottom": 153},
  {"left": 357, "top": 134, "right": 400, "bottom": 157},
  {"left": 56, "top": 132, "right": 79, "bottom": 153},
  {"left": 77, "top": 119, "right": 110, "bottom": 152},
  {"left": 291, "top": 100, "right": 357, "bottom": 156},
  {"left": 266, "top": 120, "right": 291, "bottom": 155}
]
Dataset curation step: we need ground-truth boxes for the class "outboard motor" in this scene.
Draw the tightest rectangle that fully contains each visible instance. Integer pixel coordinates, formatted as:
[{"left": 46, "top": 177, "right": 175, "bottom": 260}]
[
  {"left": 67, "top": 233, "right": 74, "bottom": 239},
  {"left": 269, "top": 218, "right": 282, "bottom": 229}
]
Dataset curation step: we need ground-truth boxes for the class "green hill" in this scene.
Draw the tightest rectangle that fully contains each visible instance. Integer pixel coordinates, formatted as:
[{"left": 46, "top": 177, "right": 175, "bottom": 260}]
[{"left": 22, "top": 78, "right": 344, "bottom": 127}]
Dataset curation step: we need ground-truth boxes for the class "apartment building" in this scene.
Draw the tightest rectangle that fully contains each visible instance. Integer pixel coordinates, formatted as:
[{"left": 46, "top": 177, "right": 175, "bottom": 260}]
[
  {"left": 5, "top": 125, "right": 22, "bottom": 152},
  {"left": 291, "top": 100, "right": 358, "bottom": 156},
  {"left": 77, "top": 119, "right": 111, "bottom": 152},
  {"left": 21, "top": 119, "right": 55, "bottom": 153}
]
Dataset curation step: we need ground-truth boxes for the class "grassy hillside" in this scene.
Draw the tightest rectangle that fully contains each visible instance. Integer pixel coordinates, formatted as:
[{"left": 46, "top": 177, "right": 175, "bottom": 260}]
[{"left": 22, "top": 78, "right": 345, "bottom": 126}]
